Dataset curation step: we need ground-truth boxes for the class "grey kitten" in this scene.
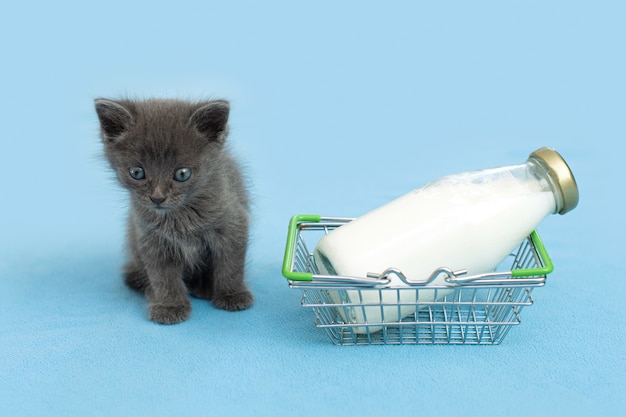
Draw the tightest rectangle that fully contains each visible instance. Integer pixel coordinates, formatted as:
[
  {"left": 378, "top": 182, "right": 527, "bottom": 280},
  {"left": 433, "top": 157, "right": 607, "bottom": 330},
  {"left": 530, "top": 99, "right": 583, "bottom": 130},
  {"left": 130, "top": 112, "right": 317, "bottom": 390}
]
[{"left": 95, "top": 98, "right": 253, "bottom": 324}]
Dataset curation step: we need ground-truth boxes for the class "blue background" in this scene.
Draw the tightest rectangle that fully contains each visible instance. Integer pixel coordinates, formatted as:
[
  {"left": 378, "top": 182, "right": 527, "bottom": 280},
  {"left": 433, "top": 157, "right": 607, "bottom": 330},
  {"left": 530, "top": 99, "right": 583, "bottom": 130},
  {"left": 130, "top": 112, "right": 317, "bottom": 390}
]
[{"left": 1, "top": 1, "right": 624, "bottom": 416}]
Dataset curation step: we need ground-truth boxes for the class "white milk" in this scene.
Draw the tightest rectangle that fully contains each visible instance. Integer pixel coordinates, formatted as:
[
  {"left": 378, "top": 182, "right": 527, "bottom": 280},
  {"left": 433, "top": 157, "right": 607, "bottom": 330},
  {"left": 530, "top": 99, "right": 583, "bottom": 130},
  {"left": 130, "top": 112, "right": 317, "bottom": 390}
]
[{"left": 313, "top": 148, "right": 579, "bottom": 333}]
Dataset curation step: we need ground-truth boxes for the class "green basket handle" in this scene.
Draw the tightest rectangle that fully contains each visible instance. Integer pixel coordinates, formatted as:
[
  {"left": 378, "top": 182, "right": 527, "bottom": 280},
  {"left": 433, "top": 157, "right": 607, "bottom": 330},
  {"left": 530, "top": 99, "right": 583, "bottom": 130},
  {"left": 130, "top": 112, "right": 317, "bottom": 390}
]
[
  {"left": 512, "top": 230, "right": 554, "bottom": 277},
  {"left": 282, "top": 214, "right": 321, "bottom": 281}
]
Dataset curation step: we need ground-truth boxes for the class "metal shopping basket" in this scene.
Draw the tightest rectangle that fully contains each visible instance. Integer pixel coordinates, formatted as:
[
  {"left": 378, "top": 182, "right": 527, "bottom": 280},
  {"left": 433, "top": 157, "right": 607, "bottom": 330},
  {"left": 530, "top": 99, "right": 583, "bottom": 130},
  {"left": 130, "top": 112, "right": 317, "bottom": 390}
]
[{"left": 282, "top": 215, "right": 554, "bottom": 346}]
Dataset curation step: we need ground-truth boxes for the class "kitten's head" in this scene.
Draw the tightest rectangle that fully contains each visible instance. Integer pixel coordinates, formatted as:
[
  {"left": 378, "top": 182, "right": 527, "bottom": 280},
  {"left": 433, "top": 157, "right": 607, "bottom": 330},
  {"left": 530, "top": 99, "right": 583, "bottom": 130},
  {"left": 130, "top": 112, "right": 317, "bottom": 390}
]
[{"left": 95, "top": 98, "right": 230, "bottom": 212}]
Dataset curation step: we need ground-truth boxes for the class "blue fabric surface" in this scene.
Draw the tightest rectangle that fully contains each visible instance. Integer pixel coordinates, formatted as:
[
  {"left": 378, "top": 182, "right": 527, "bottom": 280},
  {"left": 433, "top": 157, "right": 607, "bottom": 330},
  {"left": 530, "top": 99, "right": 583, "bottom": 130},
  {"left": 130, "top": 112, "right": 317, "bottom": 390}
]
[{"left": 1, "top": 1, "right": 625, "bottom": 416}]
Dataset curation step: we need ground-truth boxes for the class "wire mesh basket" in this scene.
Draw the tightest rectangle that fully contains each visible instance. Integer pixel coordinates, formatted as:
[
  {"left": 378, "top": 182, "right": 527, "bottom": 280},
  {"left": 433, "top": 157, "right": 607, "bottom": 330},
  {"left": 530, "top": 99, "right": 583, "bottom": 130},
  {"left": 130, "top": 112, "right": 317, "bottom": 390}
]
[{"left": 282, "top": 215, "right": 554, "bottom": 346}]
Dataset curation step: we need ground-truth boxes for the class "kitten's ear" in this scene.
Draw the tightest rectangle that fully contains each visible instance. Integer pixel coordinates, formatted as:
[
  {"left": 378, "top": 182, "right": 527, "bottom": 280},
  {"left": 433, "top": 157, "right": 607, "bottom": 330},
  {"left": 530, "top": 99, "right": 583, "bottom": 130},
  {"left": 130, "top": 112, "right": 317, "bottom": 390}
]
[
  {"left": 189, "top": 100, "right": 230, "bottom": 143},
  {"left": 94, "top": 99, "right": 134, "bottom": 143}
]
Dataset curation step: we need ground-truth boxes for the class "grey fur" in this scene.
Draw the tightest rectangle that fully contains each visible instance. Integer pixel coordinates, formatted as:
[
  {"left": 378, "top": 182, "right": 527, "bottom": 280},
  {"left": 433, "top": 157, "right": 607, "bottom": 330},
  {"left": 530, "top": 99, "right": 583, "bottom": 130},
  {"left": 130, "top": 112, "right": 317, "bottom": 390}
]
[{"left": 95, "top": 98, "right": 253, "bottom": 324}]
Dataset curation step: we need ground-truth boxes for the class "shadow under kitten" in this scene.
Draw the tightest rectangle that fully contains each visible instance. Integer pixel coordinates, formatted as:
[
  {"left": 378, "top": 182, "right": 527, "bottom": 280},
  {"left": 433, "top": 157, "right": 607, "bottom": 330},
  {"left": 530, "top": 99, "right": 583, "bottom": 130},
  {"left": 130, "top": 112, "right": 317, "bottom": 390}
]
[{"left": 95, "top": 98, "right": 253, "bottom": 324}]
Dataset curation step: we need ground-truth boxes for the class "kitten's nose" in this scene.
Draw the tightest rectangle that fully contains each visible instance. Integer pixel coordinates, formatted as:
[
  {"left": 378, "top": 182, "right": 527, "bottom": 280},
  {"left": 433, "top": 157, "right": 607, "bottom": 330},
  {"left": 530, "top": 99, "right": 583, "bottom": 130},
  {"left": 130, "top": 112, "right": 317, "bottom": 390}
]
[
  {"left": 150, "top": 195, "right": 166, "bottom": 205},
  {"left": 150, "top": 187, "right": 167, "bottom": 206}
]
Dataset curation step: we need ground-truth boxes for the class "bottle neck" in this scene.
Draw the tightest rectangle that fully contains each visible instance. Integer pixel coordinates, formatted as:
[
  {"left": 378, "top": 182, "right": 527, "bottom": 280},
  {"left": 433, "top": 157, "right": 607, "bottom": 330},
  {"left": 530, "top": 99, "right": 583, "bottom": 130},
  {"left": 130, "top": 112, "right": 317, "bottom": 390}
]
[{"left": 527, "top": 159, "right": 563, "bottom": 214}]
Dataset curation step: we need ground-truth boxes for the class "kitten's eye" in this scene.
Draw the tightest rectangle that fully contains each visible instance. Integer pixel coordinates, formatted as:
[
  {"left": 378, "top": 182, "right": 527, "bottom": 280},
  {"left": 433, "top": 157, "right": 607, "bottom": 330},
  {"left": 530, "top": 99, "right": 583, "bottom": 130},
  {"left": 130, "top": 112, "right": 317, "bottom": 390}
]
[
  {"left": 174, "top": 168, "right": 192, "bottom": 182},
  {"left": 129, "top": 166, "right": 145, "bottom": 180}
]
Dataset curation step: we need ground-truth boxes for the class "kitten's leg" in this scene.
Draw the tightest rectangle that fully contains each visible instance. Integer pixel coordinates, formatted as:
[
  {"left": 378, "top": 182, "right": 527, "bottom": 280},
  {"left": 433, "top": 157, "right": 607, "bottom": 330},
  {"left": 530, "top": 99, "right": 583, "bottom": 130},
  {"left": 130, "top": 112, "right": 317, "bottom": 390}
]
[
  {"left": 124, "top": 214, "right": 149, "bottom": 293},
  {"left": 127, "top": 215, "right": 190, "bottom": 324},
  {"left": 208, "top": 228, "right": 254, "bottom": 311},
  {"left": 143, "top": 257, "right": 191, "bottom": 324}
]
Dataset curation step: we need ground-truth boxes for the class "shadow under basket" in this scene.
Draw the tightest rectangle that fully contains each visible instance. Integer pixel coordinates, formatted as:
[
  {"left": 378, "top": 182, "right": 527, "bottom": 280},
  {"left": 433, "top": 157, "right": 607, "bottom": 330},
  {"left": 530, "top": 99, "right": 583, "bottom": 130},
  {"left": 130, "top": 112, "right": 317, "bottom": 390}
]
[{"left": 282, "top": 215, "right": 554, "bottom": 346}]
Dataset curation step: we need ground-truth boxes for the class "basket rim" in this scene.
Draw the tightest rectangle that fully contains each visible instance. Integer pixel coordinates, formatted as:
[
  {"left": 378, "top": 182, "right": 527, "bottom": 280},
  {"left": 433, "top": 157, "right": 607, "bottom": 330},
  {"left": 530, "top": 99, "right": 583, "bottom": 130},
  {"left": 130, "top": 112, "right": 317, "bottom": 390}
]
[{"left": 282, "top": 214, "right": 553, "bottom": 286}]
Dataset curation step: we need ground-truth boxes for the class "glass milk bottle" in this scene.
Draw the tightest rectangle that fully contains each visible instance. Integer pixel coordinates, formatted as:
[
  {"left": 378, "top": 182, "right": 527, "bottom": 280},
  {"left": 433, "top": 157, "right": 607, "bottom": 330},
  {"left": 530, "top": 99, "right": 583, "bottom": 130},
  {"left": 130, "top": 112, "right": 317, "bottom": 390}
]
[{"left": 313, "top": 147, "right": 579, "bottom": 332}]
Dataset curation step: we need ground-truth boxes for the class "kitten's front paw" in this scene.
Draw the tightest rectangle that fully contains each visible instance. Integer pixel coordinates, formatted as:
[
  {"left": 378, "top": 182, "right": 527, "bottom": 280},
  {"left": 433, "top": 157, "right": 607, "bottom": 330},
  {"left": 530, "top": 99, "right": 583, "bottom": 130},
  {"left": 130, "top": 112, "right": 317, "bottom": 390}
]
[
  {"left": 149, "top": 302, "right": 191, "bottom": 324},
  {"left": 213, "top": 291, "right": 254, "bottom": 311}
]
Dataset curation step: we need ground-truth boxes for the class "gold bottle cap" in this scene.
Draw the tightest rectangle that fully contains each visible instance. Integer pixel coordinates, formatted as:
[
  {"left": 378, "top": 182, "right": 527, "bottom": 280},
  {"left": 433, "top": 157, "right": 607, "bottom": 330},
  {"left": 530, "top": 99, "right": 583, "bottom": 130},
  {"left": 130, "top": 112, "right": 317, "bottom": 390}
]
[{"left": 528, "top": 147, "right": 579, "bottom": 214}]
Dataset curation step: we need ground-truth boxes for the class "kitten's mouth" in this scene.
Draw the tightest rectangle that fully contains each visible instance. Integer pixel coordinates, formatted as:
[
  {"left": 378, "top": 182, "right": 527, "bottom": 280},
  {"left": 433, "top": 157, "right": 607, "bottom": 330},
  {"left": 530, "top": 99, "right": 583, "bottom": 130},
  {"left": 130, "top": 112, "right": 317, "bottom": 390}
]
[{"left": 147, "top": 201, "right": 171, "bottom": 211}]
